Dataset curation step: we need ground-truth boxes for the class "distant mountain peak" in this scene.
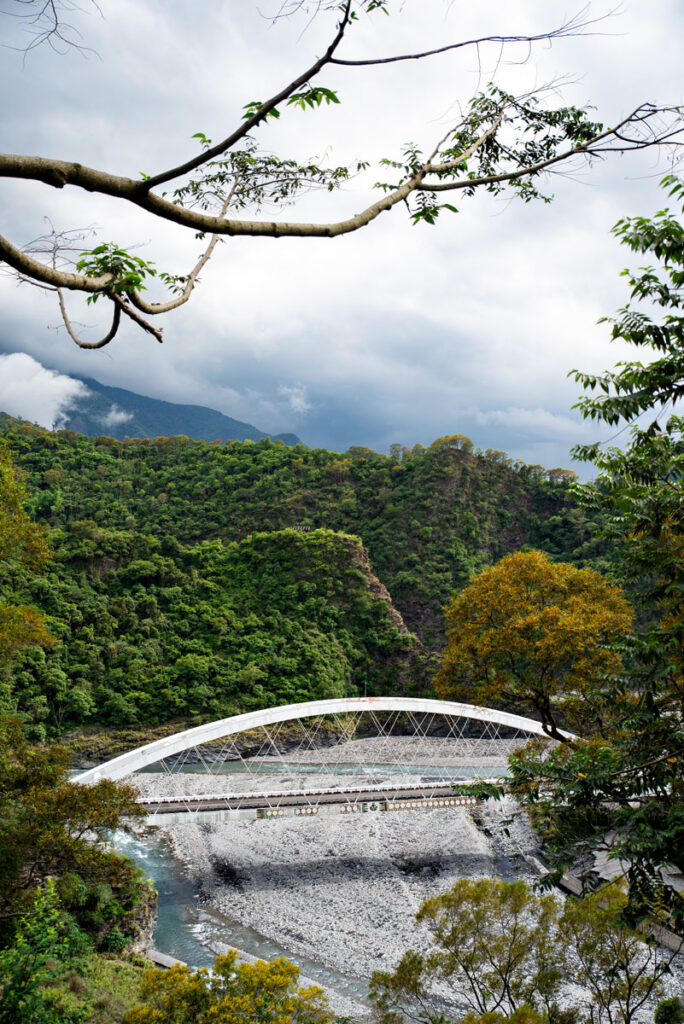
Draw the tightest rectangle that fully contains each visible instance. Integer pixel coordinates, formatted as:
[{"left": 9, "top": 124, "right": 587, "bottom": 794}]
[{"left": 60, "top": 373, "right": 302, "bottom": 446}]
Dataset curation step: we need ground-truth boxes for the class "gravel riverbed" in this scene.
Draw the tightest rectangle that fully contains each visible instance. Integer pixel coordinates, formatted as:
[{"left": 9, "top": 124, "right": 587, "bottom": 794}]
[
  {"left": 140, "top": 774, "right": 539, "bottom": 1018},
  {"left": 129, "top": 761, "right": 683, "bottom": 1021}
]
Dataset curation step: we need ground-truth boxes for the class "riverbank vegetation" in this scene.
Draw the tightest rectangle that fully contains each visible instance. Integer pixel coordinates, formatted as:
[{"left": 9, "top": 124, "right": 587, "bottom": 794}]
[
  {"left": 123, "top": 952, "right": 334, "bottom": 1024},
  {"left": 0, "top": 716, "right": 154, "bottom": 1021},
  {"left": 0, "top": 882, "right": 150, "bottom": 1024}
]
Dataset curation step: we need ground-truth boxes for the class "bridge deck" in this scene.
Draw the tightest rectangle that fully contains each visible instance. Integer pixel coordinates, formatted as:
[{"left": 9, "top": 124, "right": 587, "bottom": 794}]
[{"left": 140, "top": 781, "right": 481, "bottom": 823}]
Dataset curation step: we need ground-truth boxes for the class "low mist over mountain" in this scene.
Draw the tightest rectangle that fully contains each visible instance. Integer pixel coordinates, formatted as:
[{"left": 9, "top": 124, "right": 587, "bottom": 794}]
[{"left": 0, "top": 353, "right": 301, "bottom": 445}]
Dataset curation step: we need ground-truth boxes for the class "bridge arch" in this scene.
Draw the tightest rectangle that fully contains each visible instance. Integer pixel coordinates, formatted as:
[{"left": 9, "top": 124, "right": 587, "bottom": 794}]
[{"left": 75, "top": 696, "right": 565, "bottom": 785}]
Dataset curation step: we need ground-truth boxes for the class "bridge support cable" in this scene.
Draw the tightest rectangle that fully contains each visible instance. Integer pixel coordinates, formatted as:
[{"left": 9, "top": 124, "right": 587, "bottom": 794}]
[{"left": 74, "top": 698, "right": 568, "bottom": 822}]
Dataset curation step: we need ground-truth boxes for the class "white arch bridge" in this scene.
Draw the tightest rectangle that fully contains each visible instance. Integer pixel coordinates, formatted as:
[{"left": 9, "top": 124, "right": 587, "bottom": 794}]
[{"left": 76, "top": 697, "right": 560, "bottom": 824}]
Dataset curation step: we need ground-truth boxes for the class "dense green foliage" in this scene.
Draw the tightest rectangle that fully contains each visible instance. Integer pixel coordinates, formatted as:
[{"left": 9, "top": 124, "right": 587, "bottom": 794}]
[
  {"left": 1, "top": 518, "right": 414, "bottom": 734},
  {"left": 0, "top": 882, "right": 87, "bottom": 1024},
  {"left": 0, "top": 443, "right": 52, "bottom": 673},
  {"left": 0, "top": 717, "right": 149, "bottom": 1020},
  {"left": 0, "top": 442, "right": 151, "bottom": 1010},
  {"left": 0, "top": 886, "right": 149, "bottom": 1024},
  {"left": 510, "top": 177, "right": 684, "bottom": 932},
  {"left": 0, "top": 420, "right": 604, "bottom": 735},
  {"left": 44, "top": 953, "right": 147, "bottom": 1024},
  {"left": 0, "top": 420, "right": 602, "bottom": 735},
  {"left": 0, "top": 716, "right": 148, "bottom": 951}
]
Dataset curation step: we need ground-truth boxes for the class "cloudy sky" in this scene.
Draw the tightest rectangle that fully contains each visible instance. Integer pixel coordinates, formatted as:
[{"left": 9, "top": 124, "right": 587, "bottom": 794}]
[{"left": 1, "top": 1, "right": 682, "bottom": 469}]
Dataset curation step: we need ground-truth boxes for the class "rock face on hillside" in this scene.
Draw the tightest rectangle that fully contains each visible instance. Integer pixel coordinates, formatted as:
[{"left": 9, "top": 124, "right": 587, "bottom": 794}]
[
  {"left": 129, "top": 884, "right": 158, "bottom": 954},
  {"left": 350, "top": 542, "right": 411, "bottom": 636}
]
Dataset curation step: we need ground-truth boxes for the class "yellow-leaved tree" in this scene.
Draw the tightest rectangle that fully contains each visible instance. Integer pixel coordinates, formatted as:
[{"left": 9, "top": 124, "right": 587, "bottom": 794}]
[
  {"left": 0, "top": 443, "right": 52, "bottom": 673},
  {"left": 434, "top": 549, "right": 632, "bottom": 739},
  {"left": 124, "top": 951, "right": 334, "bottom": 1024}
]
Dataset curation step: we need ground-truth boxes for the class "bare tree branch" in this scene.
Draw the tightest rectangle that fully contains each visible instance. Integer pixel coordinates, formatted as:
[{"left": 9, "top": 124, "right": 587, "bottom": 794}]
[
  {"left": 329, "top": 6, "right": 617, "bottom": 67},
  {"left": 127, "top": 195, "right": 232, "bottom": 316},
  {"left": 139, "top": 0, "right": 354, "bottom": 193},
  {"left": 1, "top": 0, "right": 101, "bottom": 57},
  {"left": 112, "top": 294, "right": 164, "bottom": 342},
  {"left": 56, "top": 286, "right": 120, "bottom": 348},
  {"left": 56, "top": 288, "right": 163, "bottom": 348},
  {"left": 0, "top": 224, "right": 114, "bottom": 290}
]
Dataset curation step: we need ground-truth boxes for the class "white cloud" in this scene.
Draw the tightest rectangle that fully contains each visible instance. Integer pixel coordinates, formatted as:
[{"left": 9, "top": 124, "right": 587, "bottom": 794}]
[
  {"left": 0, "top": 352, "right": 88, "bottom": 429},
  {"left": 473, "top": 407, "right": 595, "bottom": 443},
  {"left": 98, "top": 404, "right": 133, "bottom": 427},
  {"left": 0, "top": 2, "right": 681, "bottom": 467},
  {"left": 278, "top": 384, "right": 312, "bottom": 416}
]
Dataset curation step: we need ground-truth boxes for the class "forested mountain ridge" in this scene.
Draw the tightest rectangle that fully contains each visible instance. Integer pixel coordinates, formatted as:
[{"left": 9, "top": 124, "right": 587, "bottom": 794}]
[{"left": 0, "top": 418, "right": 605, "bottom": 739}]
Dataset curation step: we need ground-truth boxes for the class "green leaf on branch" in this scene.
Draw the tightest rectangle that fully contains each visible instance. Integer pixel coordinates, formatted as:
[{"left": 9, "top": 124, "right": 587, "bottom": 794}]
[
  {"left": 76, "top": 243, "right": 157, "bottom": 303},
  {"left": 241, "top": 102, "right": 280, "bottom": 122},
  {"left": 287, "top": 86, "right": 340, "bottom": 111},
  {"left": 410, "top": 201, "right": 459, "bottom": 226},
  {"left": 451, "top": 779, "right": 508, "bottom": 801}
]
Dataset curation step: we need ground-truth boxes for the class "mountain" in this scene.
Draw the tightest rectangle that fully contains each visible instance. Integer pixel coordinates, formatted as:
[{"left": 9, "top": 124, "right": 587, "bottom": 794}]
[
  {"left": 59, "top": 374, "right": 301, "bottom": 446},
  {"left": 0, "top": 418, "right": 610, "bottom": 742}
]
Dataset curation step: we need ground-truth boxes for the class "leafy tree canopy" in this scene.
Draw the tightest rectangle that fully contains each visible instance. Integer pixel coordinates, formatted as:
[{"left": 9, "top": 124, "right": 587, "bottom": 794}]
[
  {"left": 0, "top": 715, "right": 146, "bottom": 951},
  {"left": 434, "top": 549, "right": 632, "bottom": 740},
  {"left": 0, "top": 444, "right": 51, "bottom": 672},
  {"left": 0, "top": 882, "right": 87, "bottom": 1024},
  {"left": 369, "top": 879, "right": 674, "bottom": 1024},
  {"left": 123, "top": 950, "right": 333, "bottom": 1024},
  {"left": 510, "top": 176, "right": 684, "bottom": 933}
]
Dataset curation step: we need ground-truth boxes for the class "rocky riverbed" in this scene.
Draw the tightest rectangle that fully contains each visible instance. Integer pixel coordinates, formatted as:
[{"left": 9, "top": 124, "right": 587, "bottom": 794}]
[
  {"left": 145, "top": 783, "right": 537, "bottom": 1018},
  {"left": 169, "top": 800, "right": 533, "bottom": 980},
  {"left": 125, "top": 731, "right": 684, "bottom": 1022},
  {"left": 124, "top": 755, "right": 684, "bottom": 1022}
]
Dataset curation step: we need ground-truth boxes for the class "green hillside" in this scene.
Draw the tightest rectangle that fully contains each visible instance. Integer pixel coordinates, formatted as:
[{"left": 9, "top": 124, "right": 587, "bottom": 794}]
[{"left": 0, "top": 418, "right": 606, "bottom": 738}]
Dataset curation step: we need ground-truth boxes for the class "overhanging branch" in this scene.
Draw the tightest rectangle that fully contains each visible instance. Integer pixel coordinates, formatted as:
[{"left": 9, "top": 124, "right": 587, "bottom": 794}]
[
  {"left": 138, "top": 0, "right": 354, "bottom": 193},
  {"left": 57, "top": 287, "right": 121, "bottom": 348},
  {"left": 0, "top": 226, "right": 114, "bottom": 290}
]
